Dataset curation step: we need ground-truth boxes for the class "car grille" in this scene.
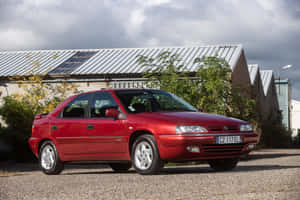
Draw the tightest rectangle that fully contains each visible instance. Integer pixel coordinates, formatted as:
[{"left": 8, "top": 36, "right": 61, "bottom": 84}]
[
  {"left": 202, "top": 144, "right": 245, "bottom": 153},
  {"left": 207, "top": 125, "right": 238, "bottom": 131}
]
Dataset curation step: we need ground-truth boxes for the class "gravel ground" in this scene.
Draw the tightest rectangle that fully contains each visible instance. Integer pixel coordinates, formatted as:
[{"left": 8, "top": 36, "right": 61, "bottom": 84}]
[{"left": 0, "top": 149, "right": 300, "bottom": 200}]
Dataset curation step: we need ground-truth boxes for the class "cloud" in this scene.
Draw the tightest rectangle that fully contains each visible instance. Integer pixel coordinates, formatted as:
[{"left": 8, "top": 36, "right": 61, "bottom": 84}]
[
  {"left": 0, "top": 0, "right": 299, "bottom": 99},
  {"left": 0, "top": 29, "right": 45, "bottom": 50}
]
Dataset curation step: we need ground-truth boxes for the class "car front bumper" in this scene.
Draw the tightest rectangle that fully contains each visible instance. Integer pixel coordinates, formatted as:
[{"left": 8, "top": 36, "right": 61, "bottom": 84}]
[{"left": 157, "top": 132, "right": 258, "bottom": 162}]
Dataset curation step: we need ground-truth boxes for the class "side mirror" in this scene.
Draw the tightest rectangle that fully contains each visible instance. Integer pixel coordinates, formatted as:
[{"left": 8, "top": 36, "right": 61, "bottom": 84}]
[
  {"left": 105, "top": 109, "right": 120, "bottom": 118},
  {"left": 198, "top": 109, "right": 204, "bottom": 112}
]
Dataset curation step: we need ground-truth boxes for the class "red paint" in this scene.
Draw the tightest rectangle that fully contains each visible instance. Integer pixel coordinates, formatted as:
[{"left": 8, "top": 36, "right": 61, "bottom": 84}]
[{"left": 29, "top": 89, "right": 258, "bottom": 163}]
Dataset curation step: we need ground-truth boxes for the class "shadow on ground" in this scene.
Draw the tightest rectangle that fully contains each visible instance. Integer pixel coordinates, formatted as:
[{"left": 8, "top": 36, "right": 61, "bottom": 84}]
[
  {"left": 1, "top": 149, "right": 300, "bottom": 175},
  {"left": 240, "top": 151, "right": 300, "bottom": 161},
  {"left": 0, "top": 161, "right": 108, "bottom": 173},
  {"left": 63, "top": 164, "right": 300, "bottom": 176}
]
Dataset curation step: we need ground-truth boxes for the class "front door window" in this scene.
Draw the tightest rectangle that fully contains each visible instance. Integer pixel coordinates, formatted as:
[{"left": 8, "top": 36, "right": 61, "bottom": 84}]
[{"left": 90, "top": 92, "right": 118, "bottom": 118}]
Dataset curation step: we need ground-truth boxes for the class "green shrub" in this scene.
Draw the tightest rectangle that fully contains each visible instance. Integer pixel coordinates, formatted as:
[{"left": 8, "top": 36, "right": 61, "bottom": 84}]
[
  {"left": 0, "top": 97, "right": 36, "bottom": 161},
  {"left": 259, "top": 120, "right": 292, "bottom": 148},
  {"left": 0, "top": 96, "right": 34, "bottom": 139}
]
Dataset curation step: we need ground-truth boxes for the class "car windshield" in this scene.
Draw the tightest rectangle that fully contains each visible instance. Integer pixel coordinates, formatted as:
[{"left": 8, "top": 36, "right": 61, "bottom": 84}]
[{"left": 114, "top": 90, "right": 198, "bottom": 113}]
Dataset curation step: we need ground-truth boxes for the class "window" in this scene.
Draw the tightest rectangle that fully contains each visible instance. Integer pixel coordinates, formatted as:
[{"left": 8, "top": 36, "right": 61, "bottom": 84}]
[
  {"left": 152, "top": 92, "right": 194, "bottom": 112},
  {"left": 62, "top": 94, "right": 90, "bottom": 118},
  {"left": 90, "top": 92, "right": 118, "bottom": 118},
  {"left": 114, "top": 90, "right": 197, "bottom": 113},
  {"left": 110, "top": 80, "right": 150, "bottom": 89}
]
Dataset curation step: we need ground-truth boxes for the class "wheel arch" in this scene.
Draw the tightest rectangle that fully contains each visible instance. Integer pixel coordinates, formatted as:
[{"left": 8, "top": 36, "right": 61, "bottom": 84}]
[
  {"left": 129, "top": 130, "right": 154, "bottom": 155},
  {"left": 38, "top": 138, "right": 55, "bottom": 157}
]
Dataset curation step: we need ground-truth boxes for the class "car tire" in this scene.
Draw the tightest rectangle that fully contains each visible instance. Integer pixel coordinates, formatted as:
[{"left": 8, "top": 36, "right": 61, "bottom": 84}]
[
  {"left": 109, "top": 163, "right": 132, "bottom": 172},
  {"left": 131, "top": 134, "right": 163, "bottom": 175},
  {"left": 208, "top": 158, "right": 239, "bottom": 171},
  {"left": 39, "top": 141, "right": 64, "bottom": 175}
]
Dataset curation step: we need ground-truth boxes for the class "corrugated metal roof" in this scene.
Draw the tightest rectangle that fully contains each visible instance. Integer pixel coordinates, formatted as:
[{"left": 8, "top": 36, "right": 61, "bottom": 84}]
[
  {"left": 0, "top": 50, "right": 78, "bottom": 77},
  {"left": 260, "top": 70, "right": 274, "bottom": 96},
  {"left": 0, "top": 45, "right": 243, "bottom": 77},
  {"left": 248, "top": 64, "right": 259, "bottom": 85}
]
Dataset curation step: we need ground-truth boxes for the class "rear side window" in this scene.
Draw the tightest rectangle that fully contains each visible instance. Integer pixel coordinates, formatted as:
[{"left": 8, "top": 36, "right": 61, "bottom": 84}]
[
  {"left": 90, "top": 92, "right": 118, "bottom": 118},
  {"left": 62, "top": 94, "right": 90, "bottom": 118}
]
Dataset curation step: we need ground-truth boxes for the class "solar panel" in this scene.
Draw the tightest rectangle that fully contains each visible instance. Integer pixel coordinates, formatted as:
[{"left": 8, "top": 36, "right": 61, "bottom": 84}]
[{"left": 48, "top": 51, "right": 97, "bottom": 74}]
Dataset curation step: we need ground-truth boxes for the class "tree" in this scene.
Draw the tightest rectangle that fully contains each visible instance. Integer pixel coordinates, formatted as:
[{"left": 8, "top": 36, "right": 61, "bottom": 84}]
[
  {"left": 0, "top": 54, "right": 78, "bottom": 161},
  {"left": 9, "top": 55, "right": 78, "bottom": 115},
  {"left": 137, "top": 51, "right": 256, "bottom": 122}
]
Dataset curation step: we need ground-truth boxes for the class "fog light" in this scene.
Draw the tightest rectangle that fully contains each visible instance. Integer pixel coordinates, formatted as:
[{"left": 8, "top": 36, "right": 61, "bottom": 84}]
[
  {"left": 186, "top": 146, "right": 200, "bottom": 153},
  {"left": 247, "top": 144, "right": 255, "bottom": 150}
]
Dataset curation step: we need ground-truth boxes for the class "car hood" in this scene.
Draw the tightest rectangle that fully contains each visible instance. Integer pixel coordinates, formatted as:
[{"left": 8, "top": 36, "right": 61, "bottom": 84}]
[{"left": 135, "top": 112, "right": 246, "bottom": 126}]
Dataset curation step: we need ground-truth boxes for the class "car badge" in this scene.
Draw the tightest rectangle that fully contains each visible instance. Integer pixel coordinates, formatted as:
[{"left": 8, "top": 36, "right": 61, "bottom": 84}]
[{"left": 224, "top": 126, "right": 229, "bottom": 131}]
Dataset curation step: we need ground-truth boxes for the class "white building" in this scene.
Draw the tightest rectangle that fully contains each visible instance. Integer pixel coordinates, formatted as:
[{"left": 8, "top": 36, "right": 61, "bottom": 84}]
[{"left": 291, "top": 99, "right": 300, "bottom": 142}]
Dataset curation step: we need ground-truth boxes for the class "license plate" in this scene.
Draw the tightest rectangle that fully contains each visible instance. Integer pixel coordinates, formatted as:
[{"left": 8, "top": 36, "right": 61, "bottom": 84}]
[{"left": 216, "top": 136, "right": 242, "bottom": 144}]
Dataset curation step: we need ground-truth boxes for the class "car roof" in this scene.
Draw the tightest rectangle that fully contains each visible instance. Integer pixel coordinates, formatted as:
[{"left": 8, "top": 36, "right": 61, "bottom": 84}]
[{"left": 71, "top": 88, "right": 161, "bottom": 97}]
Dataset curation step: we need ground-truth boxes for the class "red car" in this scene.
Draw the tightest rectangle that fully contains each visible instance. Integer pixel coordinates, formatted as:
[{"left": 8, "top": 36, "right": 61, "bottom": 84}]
[{"left": 29, "top": 89, "right": 258, "bottom": 175}]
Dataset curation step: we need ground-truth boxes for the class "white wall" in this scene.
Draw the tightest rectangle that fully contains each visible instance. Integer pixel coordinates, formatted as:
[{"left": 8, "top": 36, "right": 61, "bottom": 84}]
[
  {"left": 0, "top": 81, "right": 109, "bottom": 99},
  {"left": 291, "top": 99, "right": 300, "bottom": 138}
]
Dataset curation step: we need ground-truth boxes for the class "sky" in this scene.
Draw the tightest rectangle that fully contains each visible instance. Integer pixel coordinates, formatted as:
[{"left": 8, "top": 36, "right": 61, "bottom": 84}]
[{"left": 0, "top": 0, "right": 300, "bottom": 99}]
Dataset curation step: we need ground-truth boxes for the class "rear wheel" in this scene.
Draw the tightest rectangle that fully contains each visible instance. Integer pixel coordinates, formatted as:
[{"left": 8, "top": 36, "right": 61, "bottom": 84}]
[
  {"left": 208, "top": 158, "right": 239, "bottom": 171},
  {"left": 39, "top": 141, "right": 64, "bottom": 175},
  {"left": 109, "top": 163, "right": 132, "bottom": 172},
  {"left": 131, "top": 134, "right": 163, "bottom": 175}
]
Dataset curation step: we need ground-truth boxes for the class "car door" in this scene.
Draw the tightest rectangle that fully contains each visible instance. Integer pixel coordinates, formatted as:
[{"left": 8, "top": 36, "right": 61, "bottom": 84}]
[
  {"left": 85, "top": 91, "right": 127, "bottom": 160},
  {"left": 51, "top": 93, "right": 91, "bottom": 157}
]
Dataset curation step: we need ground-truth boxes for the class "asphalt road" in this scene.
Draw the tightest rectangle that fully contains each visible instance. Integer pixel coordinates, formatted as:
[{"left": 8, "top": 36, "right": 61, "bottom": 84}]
[{"left": 1, "top": 149, "right": 300, "bottom": 200}]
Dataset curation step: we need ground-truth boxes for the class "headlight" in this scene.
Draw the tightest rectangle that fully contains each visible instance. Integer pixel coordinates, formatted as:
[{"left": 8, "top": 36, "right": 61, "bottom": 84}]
[
  {"left": 240, "top": 124, "right": 253, "bottom": 131},
  {"left": 176, "top": 126, "right": 208, "bottom": 133}
]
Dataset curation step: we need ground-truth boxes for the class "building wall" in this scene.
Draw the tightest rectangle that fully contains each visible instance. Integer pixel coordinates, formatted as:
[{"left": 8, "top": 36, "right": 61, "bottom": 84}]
[
  {"left": 231, "top": 50, "right": 251, "bottom": 97},
  {"left": 291, "top": 99, "right": 300, "bottom": 139},
  {"left": 0, "top": 83, "right": 25, "bottom": 98},
  {"left": 0, "top": 81, "right": 109, "bottom": 100},
  {"left": 270, "top": 77, "right": 280, "bottom": 120},
  {"left": 258, "top": 76, "right": 279, "bottom": 121},
  {"left": 275, "top": 79, "right": 291, "bottom": 129},
  {"left": 251, "top": 71, "right": 265, "bottom": 120}
]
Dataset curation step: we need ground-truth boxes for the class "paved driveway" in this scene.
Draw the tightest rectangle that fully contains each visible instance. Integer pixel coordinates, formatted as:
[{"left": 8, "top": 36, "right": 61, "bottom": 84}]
[{"left": 1, "top": 149, "right": 300, "bottom": 200}]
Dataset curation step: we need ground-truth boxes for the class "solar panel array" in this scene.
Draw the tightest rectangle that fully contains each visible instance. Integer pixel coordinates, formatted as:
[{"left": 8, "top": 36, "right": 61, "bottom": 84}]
[{"left": 48, "top": 51, "right": 98, "bottom": 74}]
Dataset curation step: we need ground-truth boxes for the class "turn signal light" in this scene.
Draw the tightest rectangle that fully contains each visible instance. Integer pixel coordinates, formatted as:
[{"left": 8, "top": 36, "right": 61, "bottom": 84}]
[{"left": 247, "top": 144, "right": 255, "bottom": 150}]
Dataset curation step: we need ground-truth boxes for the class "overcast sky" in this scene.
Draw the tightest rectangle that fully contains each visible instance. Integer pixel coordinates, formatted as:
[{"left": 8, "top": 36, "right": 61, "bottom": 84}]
[{"left": 0, "top": 0, "right": 299, "bottom": 99}]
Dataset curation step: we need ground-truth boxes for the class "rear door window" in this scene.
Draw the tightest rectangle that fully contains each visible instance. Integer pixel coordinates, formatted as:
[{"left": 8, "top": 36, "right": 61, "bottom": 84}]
[{"left": 62, "top": 94, "right": 90, "bottom": 118}]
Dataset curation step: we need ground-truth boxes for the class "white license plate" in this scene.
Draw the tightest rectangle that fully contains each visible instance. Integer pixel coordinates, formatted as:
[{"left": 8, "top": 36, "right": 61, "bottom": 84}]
[{"left": 216, "top": 136, "right": 242, "bottom": 144}]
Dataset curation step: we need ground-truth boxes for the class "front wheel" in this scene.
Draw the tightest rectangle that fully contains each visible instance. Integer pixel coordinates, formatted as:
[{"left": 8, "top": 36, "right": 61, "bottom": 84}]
[
  {"left": 208, "top": 158, "right": 239, "bottom": 171},
  {"left": 131, "top": 135, "right": 163, "bottom": 175},
  {"left": 39, "top": 141, "right": 64, "bottom": 175}
]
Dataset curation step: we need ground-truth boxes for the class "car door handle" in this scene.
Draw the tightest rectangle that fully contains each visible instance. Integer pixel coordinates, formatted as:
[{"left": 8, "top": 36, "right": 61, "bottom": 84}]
[{"left": 87, "top": 124, "right": 94, "bottom": 129}]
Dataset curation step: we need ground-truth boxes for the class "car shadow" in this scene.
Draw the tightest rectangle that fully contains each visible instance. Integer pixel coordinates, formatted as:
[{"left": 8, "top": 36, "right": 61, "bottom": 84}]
[
  {"left": 240, "top": 152, "right": 300, "bottom": 161},
  {"left": 63, "top": 164, "right": 300, "bottom": 176},
  {"left": 158, "top": 165, "right": 300, "bottom": 175},
  {"left": 0, "top": 161, "right": 39, "bottom": 173},
  {"left": 2, "top": 150, "right": 300, "bottom": 175},
  {"left": 0, "top": 161, "right": 109, "bottom": 173}
]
